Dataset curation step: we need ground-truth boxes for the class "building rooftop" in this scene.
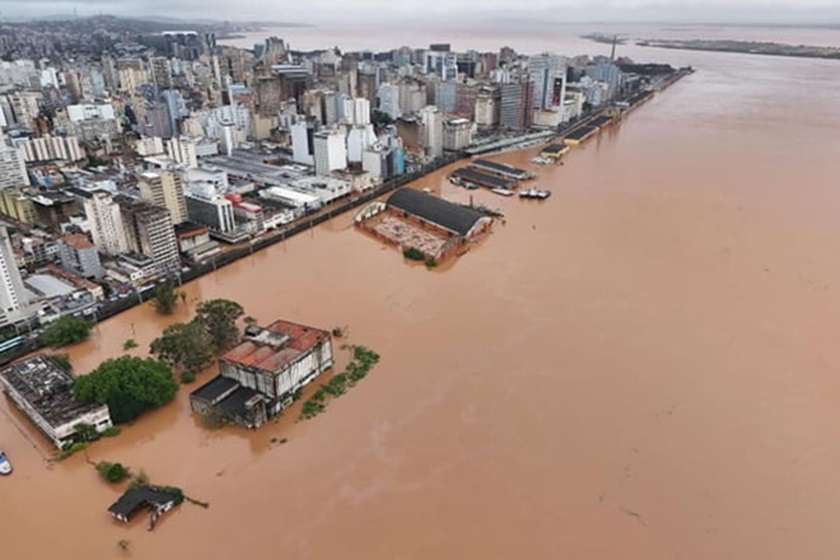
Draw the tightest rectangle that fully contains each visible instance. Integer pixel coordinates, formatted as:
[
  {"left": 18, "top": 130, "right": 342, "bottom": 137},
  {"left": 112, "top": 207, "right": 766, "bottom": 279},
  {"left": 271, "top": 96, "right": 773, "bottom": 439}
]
[
  {"left": 190, "top": 375, "right": 239, "bottom": 403},
  {"left": 221, "top": 320, "right": 330, "bottom": 374},
  {"left": 108, "top": 486, "right": 181, "bottom": 522},
  {"left": 450, "top": 167, "right": 516, "bottom": 190},
  {"left": 59, "top": 233, "right": 94, "bottom": 251},
  {"left": 470, "top": 159, "right": 530, "bottom": 179},
  {"left": 0, "top": 355, "right": 106, "bottom": 429},
  {"left": 565, "top": 126, "right": 597, "bottom": 141},
  {"left": 25, "top": 274, "right": 77, "bottom": 298},
  {"left": 387, "top": 188, "right": 488, "bottom": 237},
  {"left": 216, "top": 386, "right": 265, "bottom": 419}
]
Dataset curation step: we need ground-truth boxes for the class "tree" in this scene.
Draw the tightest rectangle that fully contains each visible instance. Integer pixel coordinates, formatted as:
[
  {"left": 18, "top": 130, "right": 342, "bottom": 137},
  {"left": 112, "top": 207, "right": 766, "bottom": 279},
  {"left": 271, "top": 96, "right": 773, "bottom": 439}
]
[
  {"left": 73, "top": 422, "right": 99, "bottom": 442},
  {"left": 150, "top": 321, "right": 214, "bottom": 376},
  {"left": 42, "top": 316, "right": 94, "bottom": 348},
  {"left": 50, "top": 353, "right": 73, "bottom": 372},
  {"left": 73, "top": 356, "right": 179, "bottom": 424},
  {"left": 96, "top": 461, "right": 129, "bottom": 483},
  {"left": 151, "top": 282, "right": 179, "bottom": 315},
  {"left": 194, "top": 299, "right": 244, "bottom": 352}
]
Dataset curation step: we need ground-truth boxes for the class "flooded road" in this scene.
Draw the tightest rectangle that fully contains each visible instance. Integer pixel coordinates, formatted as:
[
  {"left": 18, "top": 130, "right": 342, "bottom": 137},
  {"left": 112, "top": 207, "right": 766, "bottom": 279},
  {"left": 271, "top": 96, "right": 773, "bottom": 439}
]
[{"left": 4, "top": 31, "right": 840, "bottom": 560}]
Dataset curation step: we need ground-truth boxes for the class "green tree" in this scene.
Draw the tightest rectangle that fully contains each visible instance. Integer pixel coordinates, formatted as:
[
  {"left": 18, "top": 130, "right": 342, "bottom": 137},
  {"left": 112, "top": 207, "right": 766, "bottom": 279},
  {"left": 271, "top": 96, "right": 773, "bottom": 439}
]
[
  {"left": 50, "top": 353, "right": 73, "bottom": 372},
  {"left": 150, "top": 321, "right": 214, "bottom": 376},
  {"left": 42, "top": 316, "right": 94, "bottom": 348},
  {"left": 194, "top": 299, "right": 244, "bottom": 352},
  {"left": 96, "top": 461, "right": 129, "bottom": 482},
  {"left": 151, "top": 282, "right": 179, "bottom": 315},
  {"left": 73, "top": 356, "right": 179, "bottom": 424},
  {"left": 73, "top": 422, "right": 99, "bottom": 442}
]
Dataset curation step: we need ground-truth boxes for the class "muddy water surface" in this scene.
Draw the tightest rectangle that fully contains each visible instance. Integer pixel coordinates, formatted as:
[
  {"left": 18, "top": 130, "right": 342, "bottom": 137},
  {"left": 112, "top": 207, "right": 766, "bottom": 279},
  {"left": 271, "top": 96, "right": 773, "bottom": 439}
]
[{"left": 3, "top": 35, "right": 840, "bottom": 560}]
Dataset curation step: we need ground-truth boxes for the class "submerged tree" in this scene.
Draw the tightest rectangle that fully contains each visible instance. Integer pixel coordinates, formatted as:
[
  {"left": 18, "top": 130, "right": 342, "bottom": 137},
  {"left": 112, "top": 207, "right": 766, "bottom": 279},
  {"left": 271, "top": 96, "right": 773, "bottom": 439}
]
[
  {"left": 42, "top": 316, "right": 94, "bottom": 348},
  {"left": 73, "top": 356, "right": 179, "bottom": 424},
  {"left": 151, "top": 282, "right": 180, "bottom": 315},
  {"left": 150, "top": 321, "right": 214, "bottom": 376},
  {"left": 194, "top": 299, "right": 244, "bottom": 352}
]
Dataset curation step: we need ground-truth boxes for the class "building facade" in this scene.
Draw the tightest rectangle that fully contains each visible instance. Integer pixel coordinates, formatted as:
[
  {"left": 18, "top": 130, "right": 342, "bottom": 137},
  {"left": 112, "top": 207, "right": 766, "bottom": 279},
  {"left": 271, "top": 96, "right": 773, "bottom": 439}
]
[
  {"left": 0, "top": 225, "right": 32, "bottom": 326},
  {"left": 120, "top": 199, "right": 181, "bottom": 277},
  {"left": 57, "top": 234, "right": 104, "bottom": 279},
  {"left": 138, "top": 170, "right": 188, "bottom": 225},
  {"left": 313, "top": 129, "right": 347, "bottom": 176},
  {"left": 84, "top": 191, "right": 128, "bottom": 257}
]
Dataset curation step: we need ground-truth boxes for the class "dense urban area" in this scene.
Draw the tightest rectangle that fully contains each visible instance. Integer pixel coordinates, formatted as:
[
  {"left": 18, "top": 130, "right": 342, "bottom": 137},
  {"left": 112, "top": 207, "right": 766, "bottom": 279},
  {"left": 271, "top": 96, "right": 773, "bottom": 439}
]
[{"left": 0, "top": 16, "right": 686, "bottom": 366}]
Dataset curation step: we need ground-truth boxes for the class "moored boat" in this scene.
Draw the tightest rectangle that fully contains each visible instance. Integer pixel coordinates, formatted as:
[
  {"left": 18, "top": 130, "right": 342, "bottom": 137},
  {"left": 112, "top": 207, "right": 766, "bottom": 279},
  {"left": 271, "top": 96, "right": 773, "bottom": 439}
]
[
  {"left": 0, "top": 450, "right": 12, "bottom": 475},
  {"left": 519, "top": 188, "right": 551, "bottom": 200},
  {"left": 490, "top": 188, "right": 515, "bottom": 197}
]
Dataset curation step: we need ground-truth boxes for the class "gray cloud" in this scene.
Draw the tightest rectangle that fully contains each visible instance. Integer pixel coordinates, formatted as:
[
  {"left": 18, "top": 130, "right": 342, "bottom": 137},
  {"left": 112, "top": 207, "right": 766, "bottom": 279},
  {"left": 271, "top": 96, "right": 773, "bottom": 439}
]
[{"left": 1, "top": 0, "right": 838, "bottom": 24}]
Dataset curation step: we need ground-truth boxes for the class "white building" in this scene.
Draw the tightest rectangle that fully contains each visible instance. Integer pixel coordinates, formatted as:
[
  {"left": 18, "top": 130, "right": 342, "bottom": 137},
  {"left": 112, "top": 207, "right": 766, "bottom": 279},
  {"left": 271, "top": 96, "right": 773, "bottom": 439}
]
[
  {"left": 377, "top": 83, "right": 401, "bottom": 120},
  {"left": 0, "top": 225, "right": 33, "bottom": 327},
  {"left": 259, "top": 186, "right": 321, "bottom": 211},
  {"left": 343, "top": 97, "right": 371, "bottom": 125},
  {"left": 0, "top": 355, "right": 113, "bottom": 449},
  {"left": 67, "top": 103, "right": 116, "bottom": 122},
  {"left": 418, "top": 106, "right": 443, "bottom": 159},
  {"left": 529, "top": 53, "right": 567, "bottom": 111},
  {"left": 165, "top": 136, "right": 199, "bottom": 168},
  {"left": 134, "top": 136, "right": 165, "bottom": 157},
  {"left": 0, "top": 143, "right": 30, "bottom": 189},
  {"left": 185, "top": 186, "right": 236, "bottom": 233},
  {"left": 346, "top": 124, "right": 377, "bottom": 163},
  {"left": 84, "top": 191, "right": 128, "bottom": 256},
  {"left": 290, "top": 121, "right": 315, "bottom": 165},
  {"left": 442, "top": 118, "right": 474, "bottom": 151},
  {"left": 313, "top": 129, "right": 347, "bottom": 176}
]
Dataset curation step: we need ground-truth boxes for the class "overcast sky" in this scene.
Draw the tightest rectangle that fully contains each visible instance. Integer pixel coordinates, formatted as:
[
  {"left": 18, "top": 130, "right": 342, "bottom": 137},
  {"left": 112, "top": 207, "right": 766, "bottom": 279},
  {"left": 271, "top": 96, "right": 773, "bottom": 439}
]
[{"left": 2, "top": 0, "right": 839, "bottom": 24}]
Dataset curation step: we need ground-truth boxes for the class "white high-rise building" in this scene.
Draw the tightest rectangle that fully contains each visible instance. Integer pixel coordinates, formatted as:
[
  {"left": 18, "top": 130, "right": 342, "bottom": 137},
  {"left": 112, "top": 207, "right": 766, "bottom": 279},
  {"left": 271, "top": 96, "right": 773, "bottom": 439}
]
[
  {"left": 84, "top": 191, "right": 128, "bottom": 256},
  {"left": 0, "top": 143, "right": 29, "bottom": 189},
  {"left": 313, "top": 129, "right": 347, "bottom": 176},
  {"left": 529, "top": 53, "right": 567, "bottom": 111},
  {"left": 120, "top": 200, "right": 180, "bottom": 277},
  {"left": 0, "top": 226, "right": 31, "bottom": 327},
  {"left": 418, "top": 106, "right": 443, "bottom": 159},
  {"left": 346, "top": 124, "right": 377, "bottom": 163},
  {"left": 138, "top": 170, "right": 188, "bottom": 225},
  {"left": 17, "top": 135, "right": 84, "bottom": 163},
  {"left": 166, "top": 137, "right": 199, "bottom": 169},
  {"left": 344, "top": 97, "right": 371, "bottom": 125},
  {"left": 290, "top": 121, "right": 315, "bottom": 165},
  {"left": 377, "top": 84, "right": 401, "bottom": 120}
]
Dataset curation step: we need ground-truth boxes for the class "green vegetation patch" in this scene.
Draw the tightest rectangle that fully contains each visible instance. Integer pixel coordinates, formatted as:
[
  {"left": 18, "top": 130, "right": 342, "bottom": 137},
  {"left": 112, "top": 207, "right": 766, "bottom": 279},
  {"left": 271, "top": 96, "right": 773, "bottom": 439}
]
[{"left": 300, "top": 345, "right": 380, "bottom": 420}]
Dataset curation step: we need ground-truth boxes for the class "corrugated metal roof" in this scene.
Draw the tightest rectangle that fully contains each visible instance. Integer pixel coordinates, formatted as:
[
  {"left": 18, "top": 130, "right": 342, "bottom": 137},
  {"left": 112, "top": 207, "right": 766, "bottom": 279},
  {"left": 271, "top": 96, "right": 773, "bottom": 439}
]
[{"left": 387, "top": 188, "right": 486, "bottom": 236}]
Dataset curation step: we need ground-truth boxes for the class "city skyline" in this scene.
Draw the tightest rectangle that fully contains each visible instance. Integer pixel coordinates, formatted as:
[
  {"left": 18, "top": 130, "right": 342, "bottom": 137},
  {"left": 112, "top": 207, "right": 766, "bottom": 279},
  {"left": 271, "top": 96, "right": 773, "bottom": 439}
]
[{"left": 2, "top": 0, "right": 840, "bottom": 24}]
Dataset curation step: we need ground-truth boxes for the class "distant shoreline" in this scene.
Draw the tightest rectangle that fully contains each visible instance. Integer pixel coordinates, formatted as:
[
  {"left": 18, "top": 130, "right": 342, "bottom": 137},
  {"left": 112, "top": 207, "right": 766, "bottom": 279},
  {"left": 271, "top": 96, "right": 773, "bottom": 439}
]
[{"left": 637, "top": 39, "right": 840, "bottom": 60}]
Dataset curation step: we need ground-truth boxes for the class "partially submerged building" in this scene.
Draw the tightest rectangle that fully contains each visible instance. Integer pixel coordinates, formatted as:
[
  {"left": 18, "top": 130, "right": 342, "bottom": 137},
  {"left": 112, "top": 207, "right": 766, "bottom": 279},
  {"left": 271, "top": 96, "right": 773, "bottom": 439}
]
[
  {"left": 0, "top": 355, "right": 112, "bottom": 448},
  {"left": 355, "top": 188, "right": 493, "bottom": 261},
  {"left": 108, "top": 485, "right": 183, "bottom": 524},
  {"left": 190, "top": 320, "right": 333, "bottom": 428}
]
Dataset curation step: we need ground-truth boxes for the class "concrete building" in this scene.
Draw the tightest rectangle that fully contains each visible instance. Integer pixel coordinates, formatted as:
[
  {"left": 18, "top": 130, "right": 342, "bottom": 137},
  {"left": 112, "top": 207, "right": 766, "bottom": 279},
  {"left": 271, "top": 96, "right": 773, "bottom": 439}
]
[
  {"left": 120, "top": 199, "right": 181, "bottom": 277},
  {"left": 0, "top": 143, "right": 29, "bottom": 189},
  {"left": 474, "top": 89, "right": 500, "bottom": 128},
  {"left": 343, "top": 97, "right": 371, "bottom": 125},
  {"left": 529, "top": 53, "right": 567, "bottom": 111},
  {"left": 313, "top": 129, "right": 347, "bottom": 176},
  {"left": 185, "top": 187, "right": 236, "bottom": 234},
  {"left": 165, "top": 136, "right": 199, "bottom": 168},
  {"left": 83, "top": 191, "right": 128, "bottom": 257},
  {"left": 442, "top": 118, "right": 474, "bottom": 151},
  {"left": 398, "top": 80, "right": 426, "bottom": 115},
  {"left": 346, "top": 124, "right": 377, "bottom": 163},
  {"left": 377, "top": 83, "right": 401, "bottom": 120},
  {"left": 0, "top": 355, "right": 113, "bottom": 449},
  {"left": 500, "top": 80, "right": 534, "bottom": 131},
  {"left": 138, "top": 171, "right": 188, "bottom": 225},
  {"left": 434, "top": 81, "right": 457, "bottom": 113},
  {"left": 418, "top": 106, "right": 443, "bottom": 159},
  {"left": 0, "top": 225, "right": 32, "bottom": 327},
  {"left": 425, "top": 50, "right": 458, "bottom": 81},
  {"left": 290, "top": 120, "right": 315, "bottom": 166},
  {"left": 57, "top": 234, "right": 104, "bottom": 279},
  {"left": 0, "top": 187, "right": 36, "bottom": 223},
  {"left": 189, "top": 320, "right": 333, "bottom": 428},
  {"left": 17, "top": 135, "right": 84, "bottom": 163}
]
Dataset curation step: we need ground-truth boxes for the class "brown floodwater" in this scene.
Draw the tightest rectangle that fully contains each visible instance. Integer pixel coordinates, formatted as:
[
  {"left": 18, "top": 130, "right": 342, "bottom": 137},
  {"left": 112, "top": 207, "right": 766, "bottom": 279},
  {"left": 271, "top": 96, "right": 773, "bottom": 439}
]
[{"left": 3, "top": 30, "right": 840, "bottom": 560}]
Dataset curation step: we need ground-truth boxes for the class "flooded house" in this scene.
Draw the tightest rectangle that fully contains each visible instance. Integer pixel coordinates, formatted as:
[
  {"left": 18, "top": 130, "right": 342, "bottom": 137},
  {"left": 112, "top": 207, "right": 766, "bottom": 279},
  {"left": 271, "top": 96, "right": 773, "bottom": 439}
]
[
  {"left": 108, "top": 485, "right": 183, "bottom": 526},
  {"left": 0, "top": 355, "right": 113, "bottom": 448},
  {"left": 190, "top": 320, "right": 333, "bottom": 428}
]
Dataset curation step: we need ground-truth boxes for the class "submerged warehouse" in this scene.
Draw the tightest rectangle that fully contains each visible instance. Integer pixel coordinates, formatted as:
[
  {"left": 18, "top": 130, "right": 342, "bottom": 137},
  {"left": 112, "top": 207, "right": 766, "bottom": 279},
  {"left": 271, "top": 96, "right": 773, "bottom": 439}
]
[{"left": 355, "top": 188, "right": 493, "bottom": 262}]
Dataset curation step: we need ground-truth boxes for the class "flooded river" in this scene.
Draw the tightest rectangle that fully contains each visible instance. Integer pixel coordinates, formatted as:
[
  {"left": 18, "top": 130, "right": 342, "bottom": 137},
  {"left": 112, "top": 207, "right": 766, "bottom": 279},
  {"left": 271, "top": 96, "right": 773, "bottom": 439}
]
[{"left": 3, "top": 27, "right": 840, "bottom": 560}]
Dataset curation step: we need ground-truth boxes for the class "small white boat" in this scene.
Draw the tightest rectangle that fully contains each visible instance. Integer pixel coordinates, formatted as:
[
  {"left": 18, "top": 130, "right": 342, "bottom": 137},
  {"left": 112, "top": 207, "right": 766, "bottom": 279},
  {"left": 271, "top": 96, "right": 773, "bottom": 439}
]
[
  {"left": 490, "top": 188, "right": 515, "bottom": 197},
  {"left": 0, "top": 450, "right": 12, "bottom": 475},
  {"left": 519, "top": 188, "right": 551, "bottom": 200}
]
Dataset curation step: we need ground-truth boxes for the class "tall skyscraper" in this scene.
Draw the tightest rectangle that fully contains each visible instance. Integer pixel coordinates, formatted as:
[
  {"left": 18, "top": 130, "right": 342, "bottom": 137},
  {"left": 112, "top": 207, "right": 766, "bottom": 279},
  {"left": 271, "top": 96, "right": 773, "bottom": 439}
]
[
  {"left": 84, "top": 192, "right": 128, "bottom": 256},
  {"left": 500, "top": 80, "right": 534, "bottom": 131},
  {"left": 139, "top": 170, "right": 188, "bottom": 225},
  {"left": 418, "top": 106, "right": 443, "bottom": 159},
  {"left": 120, "top": 200, "right": 180, "bottom": 277},
  {"left": 344, "top": 97, "right": 371, "bottom": 125},
  {"left": 0, "top": 139, "right": 29, "bottom": 190},
  {"left": 529, "top": 53, "right": 567, "bottom": 111},
  {"left": 0, "top": 225, "right": 32, "bottom": 327},
  {"left": 377, "top": 83, "right": 401, "bottom": 120}
]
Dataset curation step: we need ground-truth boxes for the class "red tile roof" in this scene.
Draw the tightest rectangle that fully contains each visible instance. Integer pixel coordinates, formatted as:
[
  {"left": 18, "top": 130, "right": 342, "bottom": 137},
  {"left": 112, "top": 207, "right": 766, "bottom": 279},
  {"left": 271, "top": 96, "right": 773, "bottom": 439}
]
[
  {"left": 221, "top": 320, "right": 330, "bottom": 373},
  {"left": 60, "top": 233, "right": 94, "bottom": 250}
]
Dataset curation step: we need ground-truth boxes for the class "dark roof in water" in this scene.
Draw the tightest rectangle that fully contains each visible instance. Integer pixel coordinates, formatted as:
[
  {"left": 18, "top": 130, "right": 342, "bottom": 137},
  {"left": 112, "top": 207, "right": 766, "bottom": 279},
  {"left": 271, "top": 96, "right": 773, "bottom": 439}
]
[
  {"left": 216, "top": 386, "right": 264, "bottom": 419},
  {"left": 565, "top": 126, "right": 597, "bottom": 141},
  {"left": 470, "top": 159, "right": 529, "bottom": 178},
  {"left": 190, "top": 375, "right": 239, "bottom": 403},
  {"left": 450, "top": 168, "right": 515, "bottom": 190},
  {"left": 108, "top": 486, "right": 179, "bottom": 521},
  {"left": 387, "top": 188, "right": 487, "bottom": 236}
]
